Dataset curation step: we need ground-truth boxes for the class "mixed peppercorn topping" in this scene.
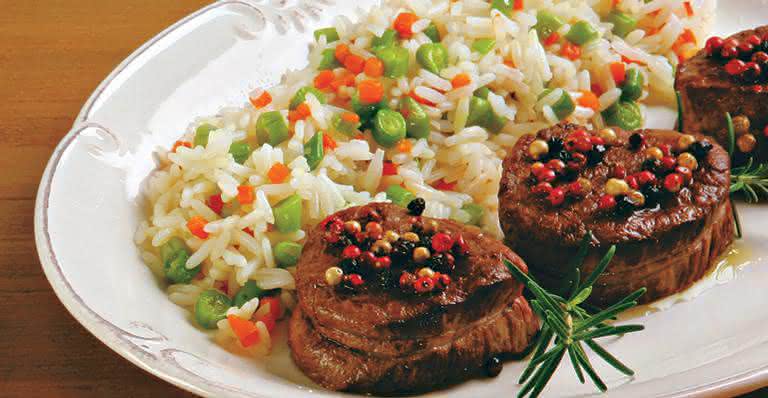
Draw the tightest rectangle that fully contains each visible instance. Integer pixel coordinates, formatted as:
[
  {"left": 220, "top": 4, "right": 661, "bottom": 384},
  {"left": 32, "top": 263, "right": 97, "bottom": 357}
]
[
  {"left": 527, "top": 128, "right": 713, "bottom": 215},
  {"left": 705, "top": 33, "right": 768, "bottom": 84},
  {"left": 320, "top": 200, "right": 469, "bottom": 295}
]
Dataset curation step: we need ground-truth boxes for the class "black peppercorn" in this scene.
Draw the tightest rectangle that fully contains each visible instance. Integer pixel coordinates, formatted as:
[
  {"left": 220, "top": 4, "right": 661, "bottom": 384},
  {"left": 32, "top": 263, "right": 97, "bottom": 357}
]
[
  {"left": 485, "top": 356, "right": 503, "bottom": 377},
  {"left": 614, "top": 195, "right": 636, "bottom": 216},
  {"left": 689, "top": 141, "right": 713, "bottom": 161},
  {"left": 551, "top": 149, "right": 572, "bottom": 163},
  {"left": 547, "top": 137, "right": 564, "bottom": 155},
  {"left": 586, "top": 144, "right": 606, "bottom": 166},
  {"left": 642, "top": 158, "right": 661, "bottom": 174},
  {"left": 629, "top": 133, "right": 645, "bottom": 150},
  {"left": 339, "top": 258, "right": 361, "bottom": 274},
  {"left": 428, "top": 253, "right": 456, "bottom": 274},
  {"left": 407, "top": 198, "right": 426, "bottom": 216},
  {"left": 391, "top": 240, "right": 416, "bottom": 265},
  {"left": 641, "top": 185, "right": 664, "bottom": 209}
]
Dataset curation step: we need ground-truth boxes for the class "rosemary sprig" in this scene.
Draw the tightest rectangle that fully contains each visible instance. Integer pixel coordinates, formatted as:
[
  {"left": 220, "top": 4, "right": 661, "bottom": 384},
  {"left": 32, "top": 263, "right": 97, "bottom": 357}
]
[
  {"left": 675, "top": 90, "right": 683, "bottom": 133},
  {"left": 725, "top": 112, "right": 735, "bottom": 157},
  {"left": 506, "top": 235, "right": 646, "bottom": 398},
  {"left": 731, "top": 157, "right": 768, "bottom": 203}
]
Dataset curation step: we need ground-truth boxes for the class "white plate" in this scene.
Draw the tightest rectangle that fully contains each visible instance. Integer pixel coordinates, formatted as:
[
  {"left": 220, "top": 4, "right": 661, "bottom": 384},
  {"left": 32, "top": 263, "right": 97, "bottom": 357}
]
[{"left": 35, "top": 1, "right": 768, "bottom": 397}]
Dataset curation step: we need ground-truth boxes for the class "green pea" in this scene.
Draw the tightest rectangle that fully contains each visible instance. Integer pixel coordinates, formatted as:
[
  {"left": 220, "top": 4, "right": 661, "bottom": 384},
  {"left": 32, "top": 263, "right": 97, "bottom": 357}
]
[
  {"left": 274, "top": 242, "right": 303, "bottom": 267},
  {"left": 233, "top": 280, "right": 265, "bottom": 308},
  {"left": 474, "top": 86, "right": 491, "bottom": 99},
  {"left": 491, "top": 0, "right": 515, "bottom": 16},
  {"left": 160, "top": 237, "right": 187, "bottom": 263},
  {"left": 351, "top": 92, "right": 384, "bottom": 124},
  {"left": 539, "top": 89, "right": 575, "bottom": 120},
  {"left": 313, "top": 27, "right": 339, "bottom": 43},
  {"left": 376, "top": 46, "right": 410, "bottom": 78},
  {"left": 273, "top": 194, "right": 302, "bottom": 233},
  {"left": 386, "top": 185, "right": 415, "bottom": 207},
  {"left": 472, "top": 38, "right": 496, "bottom": 56},
  {"left": 255, "top": 111, "right": 290, "bottom": 146},
  {"left": 163, "top": 250, "right": 200, "bottom": 284},
  {"left": 290, "top": 86, "right": 326, "bottom": 110},
  {"left": 423, "top": 22, "right": 440, "bottom": 42},
  {"left": 566, "top": 21, "right": 600, "bottom": 45},
  {"left": 195, "top": 289, "right": 231, "bottom": 329},
  {"left": 608, "top": 11, "right": 637, "bottom": 39},
  {"left": 603, "top": 101, "right": 643, "bottom": 131},
  {"left": 534, "top": 11, "right": 564, "bottom": 39},
  {"left": 372, "top": 29, "right": 397, "bottom": 51},
  {"left": 229, "top": 141, "right": 252, "bottom": 164},
  {"left": 461, "top": 203, "right": 484, "bottom": 226},
  {"left": 621, "top": 68, "right": 644, "bottom": 102},
  {"left": 304, "top": 132, "right": 324, "bottom": 171},
  {"left": 318, "top": 48, "right": 340, "bottom": 70},
  {"left": 467, "top": 96, "right": 507, "bottom": 133},
  {"left": 400, "top": 97, "right": 430, "bottom": 139},
  {"left": 194, "top": 123, "right": 217, "bottom": 148},
  {"left": 416, "top": 43, "right": 448, "bottom": 75},
  {"left": 372, "top": 109, "right": 407, "bottom": 147},
  {"left": 331, "top": 113, "right": 361, "bottom": 137}
]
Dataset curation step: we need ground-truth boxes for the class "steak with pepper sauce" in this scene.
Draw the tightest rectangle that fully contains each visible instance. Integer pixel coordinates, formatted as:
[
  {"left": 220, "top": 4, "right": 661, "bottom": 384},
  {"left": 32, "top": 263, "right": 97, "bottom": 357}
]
[
  {"left": 676, "top": 25, "right": 768, "bottom": 165},
  {"left": 499, "top": 123, "right": 733, "bottom": 307},
  {"left": 288, "top": 202, "right": 538, "bottom": 394}
]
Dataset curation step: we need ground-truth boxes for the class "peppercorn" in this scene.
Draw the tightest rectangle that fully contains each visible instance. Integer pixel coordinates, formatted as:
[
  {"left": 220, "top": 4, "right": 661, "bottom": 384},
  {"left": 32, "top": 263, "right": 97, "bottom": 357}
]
[
  {"left": 547, "top": 187, "right": 566, "bottom": 206},
  {"left": 675, "top": 166, "right": 693, "bottom": 183},
  {"left": 429, "top": 253, "right": 455, "bottom": 273},
  {"left": 642, "top": 158, "right": 661, "bottom": 173},
  {"left": 414, "top": 276, "right": 435, "bottom": 293},
  {"left": 598, "top": 194, "right": 617, "bottom": 210},
  {"left": 485, "top": 356, "right": 503, "bottom": 378},
  {"left": 528, "top": 139, "right": 549, "bottom": 160},
  {"left": 339, "top": 257, "right": 361, "bottom": 274},
  {"left": 629, "top": 133, "right": 645, "bottom": 150},
  {"left": 417, "top": 267, "right": 435, "bottom": 278},
  {"left": 732, "top": 115, "right": 751, "bottom": 135},
  {"left": 374, "top": 256, "right": 392, "bottom": 269},
  {"left": 645, "top": 146, "right": 664, "bottom": 161},
  {"left": 677, "top": 134, "right": 696, "bottom": 151},
  {"left": 636, "top": 170, "right": 656, "bottom": 186},
  {"left": 615, "top": 195, "right": 636, "bottom": 215},
  {"left": 664, "top": 173, "right": 684, "bottom": 192},
  {"left": 532, "top": 181, "right": 553, "bottom": 196},
  {"left": 364, "top": 208, "right": 382, "bottom": 222},
  {"left": 402, "top": 232, "right": 420, "bottom": 243},
  {"left": 371, "top": 239, "right": 393, "bottom": 255},
  {"left": 365, "top": 222, "right": 383, "bottom": 240},
  {"left": 536, "top": 167, "right": 557, "bottom": 183},
  {"left": 384, "top": 230, "right": 400, "bottom": 243},
  {"left": 407, "top": 198, "right": 426, "bottom": 216},
  {"left": 641, "top": 185, "right": 663, "bottom": 208},
  {"left": 391, "top": 240, "right": 416, "bottom": 263},
  {"left": 421, "top": 220, "right": 438, "bottom": 235},
  {"left": 605, "top": 178, "right": 630, "bottom": 196},
  {"left": 567, "top": 152, "right": 587, "bottom": 171},
  {"left": 706, "top": 36, "right": 725, "bottom": 57},
  {"left": 325, "top": 266, "right": 344, "bottom": 286},
  {"left": 676, "top": 152, "right": 698, "bottom": 170},
  {"left": 627, "top": 190, "right": 646, "bottom": 207},
  {"left": 453, "top": 234, "right": 470, "bottom": 256},
  {"left": 547, "top": 137, "right": 565, "bottom": 154},
  {"left": 689, "top": 141, "right": 713, "bottom": 160},
  {"left": 737, "top": 133, "right": 758, "bottom": 153},
  {"left": 546, "top": 159, "right": 566, "bottom": 174},
  {"left": 345, "top": 273, "right": 364, "bottom": 287},
  {"left": 590, "top": 136, "right": 605, "bottom": 146},
  {"left": 598, "top": 128, "right": 617, "bottom": 145},
  {"left": 551, "top": 149, "right": 573, "bottom": 163},
  {"left": 360, "top": 251, "right": 376, "bottom": 266},
  {"left": 626, "top": 174, "right": 639, "bottom": 190},
  {"left": 436, "top": 273, "right": 452, "bottom": 289},
  {"left": 612, "top": 166, "right": 627, "bottom": 179},
  {"left": 431, "top": 233, "right": 454, "bottom": 253},
  {"left": 725, "top": 59, "right": 746, "bottom": 75},
  {"left": 741, "top": 62, "right": 762, "bottom": 83},
  {"left": 660, "top": 155, "right": 677, "bottom": 171},
  {"left": 413, "top": 247, "right": 431, "bottom": 263},
  {"left": 586, "top": 144, "right": 606, "bottom": 166},
  {"left": 342, "top": 245, "right": 361, "bottom": 259},
  {"left": 399, "top": 272, "right": 416, "bottom": 289},
  {"left": 572, "top": 137, "right": 594, "bottom": 153}
]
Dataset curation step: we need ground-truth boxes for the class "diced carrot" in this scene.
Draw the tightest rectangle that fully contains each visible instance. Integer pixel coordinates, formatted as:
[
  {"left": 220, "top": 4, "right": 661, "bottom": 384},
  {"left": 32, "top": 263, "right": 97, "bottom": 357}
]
[
  {"left": 249, "top": 90, "right": 272, "bottom": 109},
  {"left": 560, "top": 42, "right": 581, "bottom": 60},
  {"left": 451, "top": 73, "right": 471, "bottom": 89},
  {"left": 364, "top": 58, "right": 384, "bottom": 78},
  {"left": 679, "top": 28, "right": 696, "bottom": 45},
  {"left": 187, "top": 216, "right": 209, "bottom": 239},
  {"left": 227, "top": 315, "right": 261, "bottom": 347},
  {"left": 610, "top": 62, "right": 626, "bottom": 85},
  {"left": 393, "top": 12, "right": 418, "bottom": 39},
  {"left": 237, "top": 185, "right": 255, "bottom": 205},
  {"left": 514, "top": 0, "right": 524, "bottom": 11},
  {"left": 267, "top": 163, "right": 290, "bottom": 183},
  {"left": 382, "top": 161, "right": 398, "bottom": 176},
  {"left": 396, "top": 139, "right": 413, "bottom": 153},
  {"left": 341, "top": 112, "right": 360, "bottom": 124},
  {"left": 172, "top": 141, "right": 192, "bottom": 153},
  {"left": 621, "top": 55, "right": 646, "bottom": 65},
  {"left": 322, "top": 134, "right": 337, "bottom": 151},
  {"left": 612, "top": 0, "right": 620, "bottom": 8},
  {"left": 355, "top": 133, "right": 365, "bottom": 140},
  {"left": 410, "top": 90, "right": 436, "bottom": 106},
  {"left": 433, "top": 178, "right": 456, "bottom": 191},
  {"left": 358, "top": 79, "right": 384, "bottom": 104},
  {"left": 503, "top": 59, "right": 516, "bottom": 68},
  {"left": 207, "top": 194, "right": 224, "bottom": 215},
  {"left": 577, "top": 91, "right": 600, "bottom": 111},
  {"left": 543, "top": 32, "right": 560, "bottom": 46},
  {"left": 646, "top": 25, "right": 662, "bottom": 36},
  {"left": 335, "top": 43, "right": 350, "bottom": 63},
  {"left": 313, "top": 70, "right": 335, "bottom": 90},
  {"left": 288, "top": 102, "right": 312, "bottom": 123},
  {"left": 683, "top": 1, "right": 693, "bottom": 16},
  {"left": 343, "top": 54, "right": 365, "bottom": 74}
]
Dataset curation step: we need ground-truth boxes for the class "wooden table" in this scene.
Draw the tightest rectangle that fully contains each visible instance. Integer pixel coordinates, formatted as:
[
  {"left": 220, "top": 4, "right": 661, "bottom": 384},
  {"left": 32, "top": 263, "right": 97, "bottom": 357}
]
[{"left": 0, "top": 1, "right": 765, "bottom": 397}]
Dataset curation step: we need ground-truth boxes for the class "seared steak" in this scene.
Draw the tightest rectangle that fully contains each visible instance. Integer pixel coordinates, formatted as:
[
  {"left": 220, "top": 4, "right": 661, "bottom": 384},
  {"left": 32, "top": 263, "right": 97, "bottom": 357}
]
[
  {"left": 499, "top": 123, "right": 733, "bottom": 307},
  {"left": 289, "top": 203, "right": 538, "bottom": 394},
  {"left": 676, "top": 25, "right": 768, "bottom": 164}
]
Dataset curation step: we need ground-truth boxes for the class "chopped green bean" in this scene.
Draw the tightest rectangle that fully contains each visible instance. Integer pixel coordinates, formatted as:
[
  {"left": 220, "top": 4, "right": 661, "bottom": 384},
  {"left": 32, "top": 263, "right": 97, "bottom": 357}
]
[
  {"left": 539, "top": 89, "right": 575, "bottom": 120},
  {"left": 372, "top": 29, "right": 397, "bottom": 51},
  {"left": 467, "top": 96, "right": 507, "bottom": 133},
  {"left": 274, "top": 242, "right": 303, "bottom": 267},
  {"left": 386, "top": 185, "right": 416, "bottom": 207},
  {"left": 603, "top": 100, "right": 643, "bottom": 131},
  {"left": 233, "top": 280, "right": 265, "bottom": 308},
  {"left": 474, "top": 86, "right": 491, "bottom": 99},
  {"left": 416, "top": 43, "right": 448, "bottom": 74},
  {"left": 290, "top": 86, "right": 326, "bottom": 110},
  {"left": 608, "top": 11, "right": 637, "bottom": 38},
  {"left": 351, "top": 92, "right": 384, "bottom": 124},
  {"left": 160, "top": 237, "right": 187, "bottom": 263},
  {"left": 318, "top": 48, "right": 340, "bottom": 70},
  {"left": 566, "top": 21, "right": 600, "bottom": 45},
  {"left": 313, "top": 27, "right": 339, "bottom": 43},
  {"left": 423, "top": 22, "right": 440, "bottom": 42},
  {"left": 376, "top": 46, "right": 410, "bottom": 78},
  {"left": 273, "top": 194, "right": 302, "bottom": 233},
  {"left": 332, "top": 113, "right": 361, "bottom": 136},
  {"left": 304, "top": 132, "right": 324, "bottom": 171},
  {"left": 229, "top": 141, "right": 252, "bottom": 164},
  {"left": 621, "top": 68, "right": 644, "bottom": 101},
  {"left": 491, "top": 0, "right": 515, "bottom": 16},
  {"left": 373, "top": 109, "right": 407, "bottom": 147},
  {"left": 462, "top": 203, "right": 484, "bottom": 226},
  {"left": 163, "top": 249, "right": 200, "bottom": 284},
  {"left": 534, "top": 11, "right": 565, "bottom": 39},
  {"left": 255, "top": 111, "right": 290, "bottom": 146},
  {"left": 400, "top": 97, "right": 430, "bottom": 139},
  {"left": 195, "top": 289, "right": 231, "bottom": 329},
  {"left": 194, "top": 123, "right": 217, "bottom": 148},
  {"left": 472, "top": 38, "right": 496, "bottom": 55}
]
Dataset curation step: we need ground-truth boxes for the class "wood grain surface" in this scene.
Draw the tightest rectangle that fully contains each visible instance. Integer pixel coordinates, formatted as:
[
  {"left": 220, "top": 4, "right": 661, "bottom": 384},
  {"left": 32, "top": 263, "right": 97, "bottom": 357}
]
[{"left": 0, "top": 1, "right": 765, "bottom": 397}]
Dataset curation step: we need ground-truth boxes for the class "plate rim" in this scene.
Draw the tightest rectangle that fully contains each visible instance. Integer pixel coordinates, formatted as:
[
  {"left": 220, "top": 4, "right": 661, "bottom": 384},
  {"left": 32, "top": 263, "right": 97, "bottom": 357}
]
[{"left": 33, "top": 1, "right": 768, "bottom": 397}]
